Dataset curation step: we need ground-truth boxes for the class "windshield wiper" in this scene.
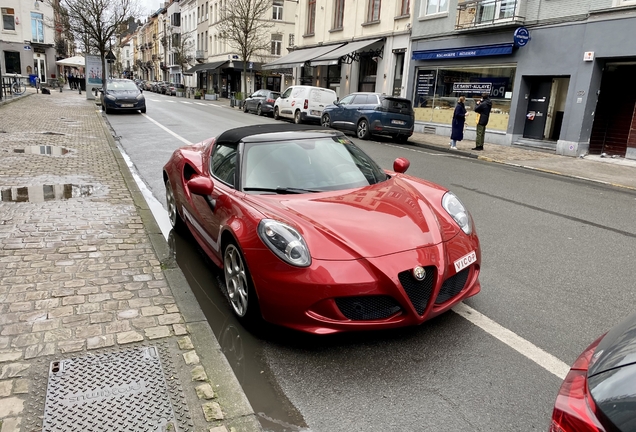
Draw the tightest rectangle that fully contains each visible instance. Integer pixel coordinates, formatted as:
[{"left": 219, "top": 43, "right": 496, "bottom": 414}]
[{"left": 243, "top": 187, "right": 322, "bottom": 194}]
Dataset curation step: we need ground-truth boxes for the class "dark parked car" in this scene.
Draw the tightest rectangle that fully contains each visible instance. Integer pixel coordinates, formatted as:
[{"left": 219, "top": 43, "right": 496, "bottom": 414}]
[
  {"left": 243, "top": 89, "right": 280, "bottom": 116},
  {"left": 321, "top": 92, "right": 414, "bottom": 143},
  {"left": 550, "top": 310, "right": 636, "bottom": 431},
  {"left": 100, "top": 79, "right": 146, "bottom": 114}
]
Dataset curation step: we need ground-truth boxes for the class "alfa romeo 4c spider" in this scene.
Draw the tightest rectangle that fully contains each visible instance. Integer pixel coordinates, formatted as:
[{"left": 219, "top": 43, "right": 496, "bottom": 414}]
[{"left": 163, "top": 124, "right": 481, "bottom": 334}]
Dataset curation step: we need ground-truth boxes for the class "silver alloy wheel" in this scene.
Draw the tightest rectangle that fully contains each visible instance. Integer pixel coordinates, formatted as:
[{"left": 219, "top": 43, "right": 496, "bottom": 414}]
[
  {"left": 294, "top": 110, "right": 301, "bottom": 124},
  {"left": 321, "top": 114, "right": 330, "bottom": 128},
  {"left": 224, "top": 244, "right": 249, "bottom": 317},
  {"left": 165, "top": 179, "right": 178, "bottom": 227},
  {"left": 357, "top": 120, "right": 369, "bottom": 139}
]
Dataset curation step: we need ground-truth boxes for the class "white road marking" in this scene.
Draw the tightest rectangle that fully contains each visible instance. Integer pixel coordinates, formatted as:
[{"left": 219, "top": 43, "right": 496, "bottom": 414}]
[
  {"left": 195, "top": 102, "right": 206, "bottom": 106},
  {"left": 453, "top": 303, "right": 570, "bottom": 379},
  {"left": 165, "top": 100, "right": 176, "bottom": 103},
  {"left": 141, "top": 114, "right": 192, "bottom": 146},
  {"left": 134, "top": 119, "right": 572, "bottom": 380},
  {"left": 181, "top": 101, "right": 192, "bottom": 104},
  {"left": 150, "top": 99, "right": 160, "bottom": 102}
]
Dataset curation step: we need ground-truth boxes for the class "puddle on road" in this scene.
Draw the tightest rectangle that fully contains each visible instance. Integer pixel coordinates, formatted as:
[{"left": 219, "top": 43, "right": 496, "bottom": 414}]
[
  {"left": 14, "top": 145, "right": 71, "bottom": 155},
  {"left": 168, "top": 231, "right": 310, "bottom": 432},
  {"left": 0, "top": 184, "right": 95, "bottom": 202}
]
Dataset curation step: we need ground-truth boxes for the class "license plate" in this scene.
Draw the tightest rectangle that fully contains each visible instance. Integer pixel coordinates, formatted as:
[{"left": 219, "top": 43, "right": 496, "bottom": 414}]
[
  {"left": 454, "top": 251, "right": 477, "bottom": 273},
  {"left": 120, "top": 104, "right": 134, "bottom": 108},
  {"left": 391, "top": 120, "right": 406, "bottom": 125},
  {"left": 310, "top": 110, "right": 321, "bottom": 116}
]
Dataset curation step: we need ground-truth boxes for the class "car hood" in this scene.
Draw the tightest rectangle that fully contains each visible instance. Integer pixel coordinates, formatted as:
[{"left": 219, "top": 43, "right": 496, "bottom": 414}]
[
  {"left": 245, "top": 175, "right": 461, "bottom": 260},
  {"left": 589, "top": 311, "right": 636, "bottom": 376},
  {"left": 107, "top": 90, "right": 140, "bottom": 96}
]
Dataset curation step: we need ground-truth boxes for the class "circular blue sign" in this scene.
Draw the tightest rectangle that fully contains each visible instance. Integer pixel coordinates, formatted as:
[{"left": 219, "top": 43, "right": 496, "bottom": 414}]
[{"left": 513, "top": 27, "right": 530, "bottom": 47}]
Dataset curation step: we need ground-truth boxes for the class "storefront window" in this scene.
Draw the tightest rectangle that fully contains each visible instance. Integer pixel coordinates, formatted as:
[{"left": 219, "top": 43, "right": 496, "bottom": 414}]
[{"left": 412, "top": 65, "right": 515, "bottom": 131}]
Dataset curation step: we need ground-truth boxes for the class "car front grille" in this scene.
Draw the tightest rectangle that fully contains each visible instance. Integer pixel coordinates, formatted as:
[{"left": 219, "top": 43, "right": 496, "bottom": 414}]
[
  {"left": 435, "top": 268, "right": 470, "bottom": 304},
  {"left": 398, "top": 266, "right": 436, "bottom": 315},
  {"left": 335, "top": 296, "right": 402, "bottom": 321}
]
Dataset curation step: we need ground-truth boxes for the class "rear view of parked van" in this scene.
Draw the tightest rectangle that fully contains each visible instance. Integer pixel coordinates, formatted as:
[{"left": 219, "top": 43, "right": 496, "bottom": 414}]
[{"left": 274, "top": 86, "right": 338, "bottom": 124}]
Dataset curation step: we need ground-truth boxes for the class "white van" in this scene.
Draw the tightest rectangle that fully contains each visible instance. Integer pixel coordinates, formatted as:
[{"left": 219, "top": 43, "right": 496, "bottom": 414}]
[{"left": 274, "top": 86, "right": 338, "bottom": 124}]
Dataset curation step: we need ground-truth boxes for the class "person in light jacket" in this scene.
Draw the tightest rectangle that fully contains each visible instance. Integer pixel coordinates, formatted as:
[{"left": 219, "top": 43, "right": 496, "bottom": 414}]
[
  {"left": 450, "top": 96, "right": 466, "bottom": 150},
  {"left": 473, "top": 93, "right": 492, "bottom": 151}
]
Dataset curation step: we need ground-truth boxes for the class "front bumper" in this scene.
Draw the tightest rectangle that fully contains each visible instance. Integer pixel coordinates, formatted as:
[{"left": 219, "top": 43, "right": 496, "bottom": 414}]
[
  {"left": 245, "top": 234, "right": 481, "bottom": 334},
  {"left": 103, "top": 98, "right": 145, "bottom": 111}
]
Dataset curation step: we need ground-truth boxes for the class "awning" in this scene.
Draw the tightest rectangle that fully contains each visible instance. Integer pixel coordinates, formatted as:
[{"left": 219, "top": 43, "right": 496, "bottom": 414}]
[
  {"left": 55, "top": 56, "right": 85, "bottom": 67},
  {"left": 412, "top": 43, "right": 514, "bottom": 61},
  {"left": 223, "top": 61, "right": 263, "bottom": 71},
  {"left": 184, "top": 60, "right": 228, "bottom": 75},
  {"left": 310, "top": 39, "right": 383, "bottom": 66},
  {"left": 263, "top": 44, "right": 345, "bottom": 70}
]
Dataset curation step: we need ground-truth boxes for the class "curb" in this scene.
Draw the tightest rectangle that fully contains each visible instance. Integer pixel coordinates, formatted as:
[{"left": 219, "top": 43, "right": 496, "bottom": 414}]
[
  {"left": 94, "top": 103, "right": 262, "bottom": 431},
  {"left": 406, "top": 140, "right": 636, "bottom": 192},
  {"left": 0, "top": 92, "right": 34, "bottom": 107}
]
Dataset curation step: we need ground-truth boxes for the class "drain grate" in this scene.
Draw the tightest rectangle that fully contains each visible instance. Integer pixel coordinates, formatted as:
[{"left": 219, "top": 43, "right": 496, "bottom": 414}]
[{"left": 43, "top": 346, "right": 179, "bottom": 432}]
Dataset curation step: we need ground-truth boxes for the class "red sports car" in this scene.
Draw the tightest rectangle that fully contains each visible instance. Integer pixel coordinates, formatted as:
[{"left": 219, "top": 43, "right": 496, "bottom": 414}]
[{"left": 163, "top": 124, "right": 481, "bottom": 334}]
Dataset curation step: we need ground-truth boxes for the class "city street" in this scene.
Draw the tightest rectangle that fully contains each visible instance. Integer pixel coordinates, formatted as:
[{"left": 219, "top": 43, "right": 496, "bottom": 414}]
[{"left": 106, "top": 92, "right": 636, "bottom": 431}]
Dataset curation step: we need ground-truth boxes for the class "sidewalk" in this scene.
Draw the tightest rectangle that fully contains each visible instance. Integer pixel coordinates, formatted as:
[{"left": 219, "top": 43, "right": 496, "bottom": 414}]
[
  {"left": 0, "top": 91, "right": 261, "bottom": 431},
  {"left": 211, "top": 96, "right": 636, "bottom": 190}
]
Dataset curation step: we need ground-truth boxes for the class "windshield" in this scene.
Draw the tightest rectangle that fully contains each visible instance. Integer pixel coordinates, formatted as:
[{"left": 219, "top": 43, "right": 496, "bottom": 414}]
[
  {"left": 108, "top": 81, "right": 139, "bottom": 91},
  {"left": 242, "top": 136, "right": 388, "bottom": 193}
]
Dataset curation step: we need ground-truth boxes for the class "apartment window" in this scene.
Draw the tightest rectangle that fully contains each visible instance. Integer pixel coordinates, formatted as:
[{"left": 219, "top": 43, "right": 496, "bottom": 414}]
[
  {"left": 424, "top": 0, "right": 448, "bottom": 15},
  {"left": 367, "top": 0, "right": 381, "bottom": 22},
  {"left": 306, "top": 0, "right": 316, "bottom": 35},
  {"left": 31, "top": 12, "right": 44, "bottom": 43},
  {"left": 205, "top": 30, "right": 208, "bottom": 50},
  {"left": 399, "top": 0, "right": 409, "bottom": 16},
  {"left": 4, "top": 51, "right": 20, "bottom": 73},
  {"left": 271, "top": 34, "right": 282, "bottom": 56},
  {"left": 273, "top": 0, "right": 283, "bottom": 20},
  {"left": 205, "top": 1, "right": 209, "bottom": 20},
  {"left": 289, "top": 33, "right": 295, "bottom": 46},
  {"left": 2, "top": 8, "right": 15, "bottom": 31},
  {"left": 333, "top": 0, "right": 344, "bottom": 29}
]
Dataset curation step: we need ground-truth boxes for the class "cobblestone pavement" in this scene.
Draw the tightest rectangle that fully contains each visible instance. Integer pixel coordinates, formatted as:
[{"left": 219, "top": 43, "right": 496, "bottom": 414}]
[{"left": 0, "top": 92, "right": 261, "bottom": 431}]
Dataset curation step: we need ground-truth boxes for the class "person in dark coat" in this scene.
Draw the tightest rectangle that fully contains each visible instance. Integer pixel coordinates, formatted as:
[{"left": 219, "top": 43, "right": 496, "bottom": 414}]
[
  {"left": 450, "top": 96, "right": 466, "bottom": 150},
  {"left": 473, "top": 92, "right": 492, "bottom": 151}
]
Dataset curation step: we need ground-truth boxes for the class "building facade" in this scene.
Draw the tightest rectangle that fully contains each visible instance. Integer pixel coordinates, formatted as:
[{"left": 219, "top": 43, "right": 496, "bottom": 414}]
[
  {"left": 264, "top": 0, "right": 413, "bottom": 99},
  {"left": 408, "top": 0, "right": 636, "bottom": 159},
  {"left": 1, "top": 0, "right": 56, "bottom": 84}
]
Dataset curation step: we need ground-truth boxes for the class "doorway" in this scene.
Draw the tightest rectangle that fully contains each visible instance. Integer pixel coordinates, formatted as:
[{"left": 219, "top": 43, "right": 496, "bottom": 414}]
[
  {"left": 34, "top": 57, "right": 46, "bottom": 84},
  {"left": 523, "top": 76, "right": 569, "bottom": 140},
  {"left": 589, "top": 64, "right": 636, "bottom": 156}
]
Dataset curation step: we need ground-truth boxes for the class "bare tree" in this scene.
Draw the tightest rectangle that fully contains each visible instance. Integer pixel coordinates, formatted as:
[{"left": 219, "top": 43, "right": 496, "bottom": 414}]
[
  {"left": 217, "top": 0, "right": 273, "bottom": 97},
  {"left": 49, "top": 0, "right": 142, "bottom": 86},
  {"left": 162, "top": 26, "right": 195, "bottom": 87}
]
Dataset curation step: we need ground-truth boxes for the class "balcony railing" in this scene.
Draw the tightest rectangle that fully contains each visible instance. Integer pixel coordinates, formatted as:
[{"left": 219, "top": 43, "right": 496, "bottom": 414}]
[
  {"left": 195, "top": 50, "right": 206, "bottom": 60},
  {"left": 456, "top": 0, "right": 524, "bottom": 29}
]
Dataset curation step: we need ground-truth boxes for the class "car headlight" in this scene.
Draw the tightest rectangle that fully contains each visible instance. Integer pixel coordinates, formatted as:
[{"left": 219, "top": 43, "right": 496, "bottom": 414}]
[
  {"left": 105, "top": 94, "right": 116, "bottom": 101},
  {"left": 258, "top": 219, "right": 311, "bottom": 267},
  {"left": 442, "top": 192, "right": 472, "bottom": 235},
  {"left": 136, "top": 94, "right": 144, "bottom": 100}
]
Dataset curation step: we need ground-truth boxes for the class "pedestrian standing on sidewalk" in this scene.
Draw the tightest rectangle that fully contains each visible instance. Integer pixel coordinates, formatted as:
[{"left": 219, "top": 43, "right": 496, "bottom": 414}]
[
  {"left": 450, "top": 96, "right": 466, "bottom": 150},
  {"left": 472, "top": 92, "right": 492, "bottom": 151}
]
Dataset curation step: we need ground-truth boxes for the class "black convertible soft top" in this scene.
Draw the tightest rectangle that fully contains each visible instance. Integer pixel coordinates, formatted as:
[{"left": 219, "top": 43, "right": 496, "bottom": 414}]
[{"left": 215, "top": 123, "right": 324, "bottom": 145}]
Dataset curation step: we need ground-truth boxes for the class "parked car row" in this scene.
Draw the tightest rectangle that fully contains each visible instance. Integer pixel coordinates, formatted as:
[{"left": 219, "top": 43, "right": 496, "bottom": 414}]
[
  {"left": 242, "top": 85, "right": 415, "bottom": 143},
  {"left": 132, "top": 80, "right": 180, "bottom": 95}
]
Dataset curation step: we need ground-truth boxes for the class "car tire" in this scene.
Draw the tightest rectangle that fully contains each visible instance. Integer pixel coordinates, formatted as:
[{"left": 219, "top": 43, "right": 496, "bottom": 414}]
[
  {"left": 256, "top": 104, "right": 262, "bottom": 116},
  {"left": 165, "top": 178, "right": 186, "bottom": 233},
  {"left": 357, "top": 119, "right": 370, "bottom": 140},
  {"left": 223, "top": 240, "right": 261, "bottom": 324},
  {"left": 103, "top": 104, "right": 108, "bottom": 114},
  {"left": 274, "top": 107, "right": 280, "bottom": 120},
  {"left": 243, "top": 103, "right": 248, "bottom": 113},
  {"left": 294, "top": 110, "right": 302, "bottom": 124},
  {"left": 321, "top": 114, "right": 331, "bottom": 128},
  {"left": 140, "top": 107, "right": 146, "bottom": 114},
  {"left": 395, "top": 135, "right": 408, "bottom": 144}
]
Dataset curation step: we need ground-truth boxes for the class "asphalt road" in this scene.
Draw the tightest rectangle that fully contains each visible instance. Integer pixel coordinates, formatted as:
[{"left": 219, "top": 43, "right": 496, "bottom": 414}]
[{"left": 105, "top": 92, "right": 636, "bottom": 432}]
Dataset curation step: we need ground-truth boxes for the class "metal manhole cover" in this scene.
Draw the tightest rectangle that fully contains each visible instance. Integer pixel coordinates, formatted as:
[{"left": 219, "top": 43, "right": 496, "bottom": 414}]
[{"left": 43, "top": 346, "right": 178, "bottom": 432}]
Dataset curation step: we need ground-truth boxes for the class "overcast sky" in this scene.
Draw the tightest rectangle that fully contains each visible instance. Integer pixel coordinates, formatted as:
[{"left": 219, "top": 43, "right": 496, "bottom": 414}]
[{"left": 141, "top": 0, "right": 162, "bottom": 17}]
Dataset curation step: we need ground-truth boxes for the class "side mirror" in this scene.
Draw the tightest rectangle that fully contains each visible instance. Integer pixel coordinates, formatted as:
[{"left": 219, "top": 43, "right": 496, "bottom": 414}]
[
  {"left": 187, "top": 176, "right": 214, "bottom": 196},
  {"left": 393, "top": 157, "right": 410, "bottom": 174}
]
